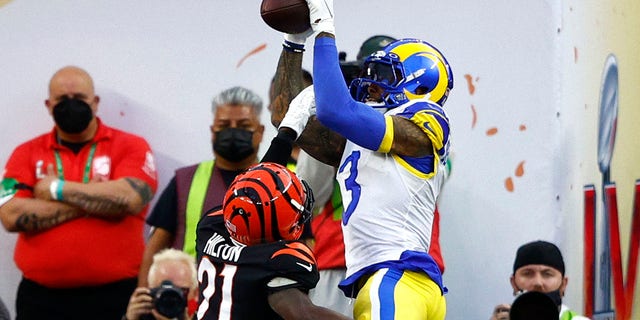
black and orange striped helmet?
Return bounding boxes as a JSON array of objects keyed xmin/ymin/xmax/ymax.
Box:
[{"xmin": 223, "ymin": 162, "xmax": 314, "ymax": 245}]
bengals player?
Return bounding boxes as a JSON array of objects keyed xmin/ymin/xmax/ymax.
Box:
[{"xmin": 195, "ymin": 162, "xmax": 351, "ymax": 320}]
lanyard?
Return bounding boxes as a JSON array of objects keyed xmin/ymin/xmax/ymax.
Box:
[{"xmin": 53, "ymin": 143, "xmax": 97, "ymax": 183}]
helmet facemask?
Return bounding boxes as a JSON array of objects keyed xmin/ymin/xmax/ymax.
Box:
[{"xmin": 350, "ymin": 51, "xmax": 407, "ymax": 109}]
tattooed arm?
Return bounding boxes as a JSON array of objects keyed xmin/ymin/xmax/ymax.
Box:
[
  {"xmin": 270, "ymin": 50, "xmax": 305, "ymax": 128},
  {"xmin": 271, "ymin": 48, "xmax": 346, "ymax": 167},
  {"xmin": 388, "ymin": 116, "xmax": 435, "ymax": 157},
  {"xmin": 297, "ymin": 117, "xmax": 345, "ymax": 167},
  {"xmin": 0, "ymin": 197, "xmax": 82, "ymax": 233},
  {"xmin": 33, "ymin": 176, "xmax": 154, "ymax": 220},
  {"xmin": 301, "ymin": 111, "xmax": 432, "ymax": 163}
]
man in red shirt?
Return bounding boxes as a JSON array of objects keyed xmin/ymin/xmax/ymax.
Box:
[{"xmin": 0, "ymin": 65, "xmax": 158, "ymax": 320}]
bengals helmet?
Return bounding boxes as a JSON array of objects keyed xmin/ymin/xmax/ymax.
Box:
[
  {"xmin": 223, "ymin": 162, "xmax": 314, "ymax": 245},
  {"xmin": 349, "ymin": 38, "xmax": 454, "ymax": 108}
]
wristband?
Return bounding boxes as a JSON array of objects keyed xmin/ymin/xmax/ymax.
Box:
[
  {"xmin": 56, "ymin": 180, "xmax": 65, "ymax": 201},
  {"xmin": 283, "ymin": 40, "xmax": 305, "ymax": 53},
  {"xmin": 50, "ymin": 179, "xmax": 65, "ymax": 201},
  {"xmin": 49, "ymin": 179, "xmax": 59, "ymax": 200}
]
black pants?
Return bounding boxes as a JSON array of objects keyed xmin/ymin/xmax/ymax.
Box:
[{"xmin": 16, "ymin": 277, "xmax": 137, "ymax": 320}]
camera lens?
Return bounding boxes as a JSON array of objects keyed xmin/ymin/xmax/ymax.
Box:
[{"xmin": 151, "ymin": 280, "xmax": 187, "ymax": 319}]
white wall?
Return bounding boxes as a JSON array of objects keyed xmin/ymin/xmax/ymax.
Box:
[{"xmin": 1, "ymin": 0, "xmax": 638, "ymax": 318}]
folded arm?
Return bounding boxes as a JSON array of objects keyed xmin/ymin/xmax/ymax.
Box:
[
  {"xmin": 34, "ymin": 175, "xmax": 154, "ymax": 220},
  {"xmin": 0, "ymin": 197, "xmax": 82, "ymax": 233}
]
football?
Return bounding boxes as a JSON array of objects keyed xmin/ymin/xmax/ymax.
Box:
[{"xmin": 260, "ymin": 0, "xmax": 311, "ymax": 34}]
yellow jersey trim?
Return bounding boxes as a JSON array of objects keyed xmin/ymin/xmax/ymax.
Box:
[{"xmin": 377, "ymin": 115, "xmax": 395, "ymax": 153}]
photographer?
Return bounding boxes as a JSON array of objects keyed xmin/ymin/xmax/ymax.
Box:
[
  {"xmin": 490, "ymin": 240, "xmax": 589, "ymax": 320},
  {"xmin": 124, "ymin": 249, "xmax": 197, "ymax": 320}
]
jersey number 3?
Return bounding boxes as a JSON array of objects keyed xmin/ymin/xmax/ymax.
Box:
[{"xmin": 339, "ymin": 151, "xmax": 361, "ymax": 225}]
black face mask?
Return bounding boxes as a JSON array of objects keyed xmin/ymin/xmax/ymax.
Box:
[
  {"xmin": 53, "ymin": 98, "xmax": 93, "ymax": 134},
  {"xmin": 544, "ymin": 289, "xmax": 562, "ymax": 308},
  {"xmin": 213, "ymin": 128, "xmax": 255, "ymax": 162},
  {"xmin": 516, "ymin": 288, "xmax": 563, "ymax": 309}
]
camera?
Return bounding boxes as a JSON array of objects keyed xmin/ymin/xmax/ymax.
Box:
[
  {"xmin": 509, "ymin": 291, "xmax": 559, "ymax": 320},
  {"xmin": 149, "ymin": 280, "xmax": 187, "ymax": 319}
]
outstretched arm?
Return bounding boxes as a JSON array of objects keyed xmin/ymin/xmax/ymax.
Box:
[
  {"xmin": 270, "ymin": 49, "xmax": 306, "ymax": 128},
  {"xmin": 312, "ymin": 36, "xmax": 434, "ymax": 157},
  {"xmin": 271, "ymin": 43, "xmax": 345, "ymax": 167}
]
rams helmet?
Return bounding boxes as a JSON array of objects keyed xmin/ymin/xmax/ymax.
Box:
[
  {"xmin": 223, "ymin": 162, "xmax": 314, "ymax": 245},
  {"xmin": 349, "ymin": 38, "xmax": 454, "ymax": 108}
]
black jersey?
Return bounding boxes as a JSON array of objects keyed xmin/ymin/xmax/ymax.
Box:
[{"xmin": 195, "ymin": 209, "xmax": 319, "ymax": 320}]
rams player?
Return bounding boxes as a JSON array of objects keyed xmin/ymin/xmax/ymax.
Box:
[{"xmin": 269, "ymin": 0, "xmax": 454, "ymax": 319}]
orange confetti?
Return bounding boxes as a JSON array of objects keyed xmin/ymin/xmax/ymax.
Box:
[
  {"xmin": 515, "ymin": 161, "xmax": 525, "ymax": 177},
  {"xmin": 471, "ymin": 104, "xmax": 477, "ymax": 129},
  {"xmin": 505, "ymin": 177, "xmax": 514, "ymax": 192},
  {"xmin": 236, "ymin": 43, "xmax": 267, "ymax": 68},
  {"xmin": 519, "ymin": 124, "xmax": 527, "ymax": 131},
  {"xmin": 464, "ymin": 74, "xmax": 476, "ymax": 95},
  {"xmin": 486, "ymin": 127, "xmax": 498, "ymax": 136},
  {"xmin": 574, "ymin": 47, "xmax": 579, "ymax": 63}
]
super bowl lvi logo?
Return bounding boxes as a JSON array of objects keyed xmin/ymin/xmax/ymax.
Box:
[
  {"xmin": 583, "ymin": 54, "xmax": 640, "ymax": 320},
  {"xmin": 92, "ymin": 156, "xmax": 111, "ymax": 181}
]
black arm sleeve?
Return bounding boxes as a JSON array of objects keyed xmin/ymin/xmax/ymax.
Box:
[{"xmin": 260, "ymin": 128, "xmax": 297, "ymax": 166}]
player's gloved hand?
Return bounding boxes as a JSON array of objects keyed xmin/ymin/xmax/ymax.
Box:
[
  {"xmin": 284, "ymin": 28, "xmax": 314, "ymax": 46},
  {"xmin": 305, "ymin": 0, "xmax": 335, "ymax": 35},
  {"xmin": 283, "ymin": 28, "xmax": 314, "ymax": 53},
  {"xmin": 279, "ymin": 85, "xmax": 315, "ymax": 138}
]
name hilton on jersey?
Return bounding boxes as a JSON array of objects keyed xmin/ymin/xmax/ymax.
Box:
[{"xmin": 203, "ymin": 233, "xmax": 243, "ymax": 262}]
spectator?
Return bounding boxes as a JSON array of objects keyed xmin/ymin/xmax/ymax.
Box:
[
  {"xmin": 124, "ymin": 248, "xmax": 197, "ymax": 320},
  {"xmin": 490, "ymin": 240, "xmax": 590, "ymax": 320},
  {"xmin": 138, "ymin": 86, "xmax": 265, "ymax": 286},
  {"xmin": 0, "ymin": 65, "xmax": 158, "ymax": 319}
]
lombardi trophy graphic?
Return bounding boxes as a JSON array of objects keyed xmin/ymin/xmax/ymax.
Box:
[{"xmin": 593, "ymin": 54, "xmax": 618, "ymax": 320}]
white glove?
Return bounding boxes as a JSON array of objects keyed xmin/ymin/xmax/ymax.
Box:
[
  {"xmin": 279, "ymin": 85, "xmax": 316, "ymax": 138},
  {"xmin": 306, "ymin": 0, "xmax": 335, "ymax": 35},
  {"xmin": 284, "ymin": 28, "xmax": 314, "ymax": 46}
]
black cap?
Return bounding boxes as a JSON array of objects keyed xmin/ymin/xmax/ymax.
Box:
[
  {"xmin": 356, "ymin": 35, "xmax": 397, "ymax": 60},
  {"xmin": 339, "ymin": 35, "xmax": 397, "ymax": 86},
  {"xmin": 513, "ymin": 240, "xmax": 565, "ymax": 275}
]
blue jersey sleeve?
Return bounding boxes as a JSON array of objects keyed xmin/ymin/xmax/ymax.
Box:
[{"xmin": 313, "ymin": 37, "xmax": 391, "ymax": 152}]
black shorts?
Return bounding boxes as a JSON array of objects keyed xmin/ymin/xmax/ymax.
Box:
[{"xmin": 16, "ymin": 277, "xmax": 137, "ymax": 320}]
